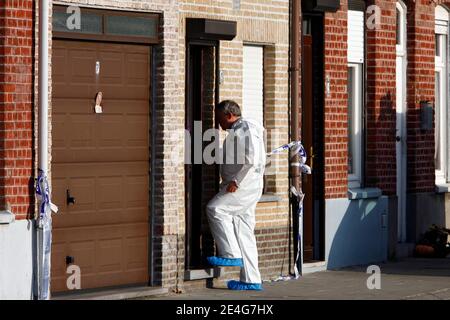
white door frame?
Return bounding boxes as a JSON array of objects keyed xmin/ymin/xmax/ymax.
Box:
[
  {"xmin": 396, "ymin": 1, "xmax": 407, "ymax": 243},
  {"xmin": 435, "ymin": 5, "xmax": 449, "ymax": 186}
]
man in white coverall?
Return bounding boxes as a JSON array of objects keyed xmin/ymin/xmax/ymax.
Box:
[{"xmin": 206, "ymin": 100, "xmax": 266, "ymax": 291}]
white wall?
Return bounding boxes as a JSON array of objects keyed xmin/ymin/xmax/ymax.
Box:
[
  {"xmin": 325, "ymin": 196, "xmax": 389, "ymax": 269},
  {"xmin": 0, "ymin": 220, "xmax": 35, "ymax": 300}
]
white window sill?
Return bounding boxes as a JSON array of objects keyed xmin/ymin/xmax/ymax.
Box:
[
  {"xmin": 435, "ymin": 184, "xmax": 450, "ymax": 194},
  {"xmin": 259, "ymin": 193, "xmax": 282, "ymax": 203},
  {"xmin": 0, "ymin": 210, "xmax": 15, "ymax": 224},
  {"xmin": 348, "ymin": 187, "xmax": 382, "ymax": 200}
]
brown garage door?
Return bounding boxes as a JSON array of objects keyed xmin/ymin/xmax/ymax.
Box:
[{"xmin": 51, "ymin": 40, "xmax": 151, "ymax": 293}]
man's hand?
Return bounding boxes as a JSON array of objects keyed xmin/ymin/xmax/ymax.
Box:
[{"xmin": 226, "ymin": 181, "xmax": 238, "ymax": 193}]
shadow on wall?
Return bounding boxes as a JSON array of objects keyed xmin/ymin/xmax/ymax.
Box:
[{"xmin": 326, "ymin": 197, "xmax": 389, "ymax": 270}]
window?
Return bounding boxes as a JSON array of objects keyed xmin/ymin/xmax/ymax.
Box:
[
  {"xmin": 243, "ymin": 45, "xmax": 271, "ymax": 192},
  {"xmin": 52, "ymin": 5, "xmax": 159, "ymax": 44},
  {"xmin": 347, "ymin": 64, "xmax": 363, "ymax": 188},
  {"xmin": 243, "ymin": 45, "xmax": 264, "ymax": 126},
  {"xmin": 435, "ymin": 5, "xmax": 449, "ymax": 185},
  {"xmin": 396, "ymin": 5, "xmax": 406, "ymax": 51},
  {"xmin": 347, "ymin": 9, "xmax": 365, "ymax": 188}
]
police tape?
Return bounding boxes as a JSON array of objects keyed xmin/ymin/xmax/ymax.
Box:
[
  {"xmin": 36, "ymin": 170, "xmax": 58, "ymax": 222},
  {"xmin": 36, "ymin": 170, "xmax": 58, "ymax": 300},
  {"xmin": 268, "ymin": 141, "xmax": 312, "ymax": 175},
  {"xmin": 268, "ymin": 142, "xmax": 312, "ymax": 278}
]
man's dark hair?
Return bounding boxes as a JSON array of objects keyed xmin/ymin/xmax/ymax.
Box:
[{"xmin": 216, "ymin": 100, "xmax": 242, "ymax": 117}]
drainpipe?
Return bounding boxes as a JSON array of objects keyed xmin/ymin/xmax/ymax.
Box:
[
  {"xmin": 35, "ymin": 0, "xmax": 50, "ymax": 300},
  {"xmin": 290, "ymin": 0, "xmax": 301, "ymax": 273}
]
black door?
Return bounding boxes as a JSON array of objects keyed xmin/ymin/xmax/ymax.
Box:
[
  {"xmin": 301, "ymin": 14, "xmax": 325, "ymax": 262},
  {"xmin": 185, "ymin": 43, "xmax": 219, "ymax": 269}
]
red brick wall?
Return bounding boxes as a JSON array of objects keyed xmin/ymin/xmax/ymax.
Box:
[
  {"xmin": 0, "ymin": 1, "xmax": 34, "ymax": 219},
  {"xmin": 406, "ymin": 0, "xmax": 435, "ymax": 193},
  {"xmin": 366, "ymin": 0, "xmax": 397, "ymax": 195},
  {"xmin": 323, "ymin": 1, "xmax": 349, "ymax": 199}
]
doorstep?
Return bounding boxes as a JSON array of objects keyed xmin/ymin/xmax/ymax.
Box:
[
  {"xmin": 302, "ymin": 261, "xmax": 327, "ymax": 274},
  {"xmin": 51, "ymin": 286, "xmax": 168, "ymax": 300},
  {"xmin": 184, "ymin": 268, "xmax": 222, "ymax": 281}
]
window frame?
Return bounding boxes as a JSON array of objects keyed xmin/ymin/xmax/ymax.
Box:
[
  {"xmin": 52, "ymin": 5, "xmax": 160, "ymax": 44},
  {"xmin": 435, "ymin": 5, "xmax": 450, "ymax": 185},
  {"xmin": 347, "ymin": 63, "xmax": 364, "ymax": 189},
  {"xmin": 435, "ymin": 33, "xmax": 448, "ymax": 185},
  {"xmin": 396, "ymin": 2, "xmax": 407, "ymax": 55},
  {"xmin": 242, "ymin": 44, "xmax": 272, "ymax": 194}
]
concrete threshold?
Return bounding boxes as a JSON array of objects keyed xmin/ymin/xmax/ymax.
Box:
[
  {"xmin": 303, "ymin": 261, "xmax": 327, "ymax": 274},
  {"xmin": 52, "ymin": 286, "xmax": 168, "ymax": 300}
]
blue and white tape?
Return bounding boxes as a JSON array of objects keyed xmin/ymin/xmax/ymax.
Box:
[
  {"xmin": 35, "ymin": 169, "xmax": 58, "ymax": 300},
  {"xmin": 268, "ymin": 141, "xmax": 312, "ymax": 175},
  {"xmin": 269, "ymin": 142, "xmax": 312, "ymax": 279},
  {"xmin": 36, "ymin": 170, "xmax": 58, "ymax": 222}
]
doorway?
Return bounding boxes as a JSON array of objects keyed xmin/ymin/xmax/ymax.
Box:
[
  {"xmin": 185, "ymin": 42, "xmax": 219, "ymax": 270},
  {"xmin": 301, "ymin": 13, "xmax": 325, "ymax": 262},
  {"xmin": 184, "ymin": 18, "xmax": 236, "ymax": 271}
]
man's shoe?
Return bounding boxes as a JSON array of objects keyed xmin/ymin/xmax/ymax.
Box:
[
  {"xmin": 227, "ymin": 280, "xmax": 263, "ymax": 291},
  {"xmin": 207, "ymin": 256, "xmax": 244, "ymax": 267}
]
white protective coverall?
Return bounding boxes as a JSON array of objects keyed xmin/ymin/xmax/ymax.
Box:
[{"xmin": 206, "ymin": 118, "xmax": 266, "ymax": 284}]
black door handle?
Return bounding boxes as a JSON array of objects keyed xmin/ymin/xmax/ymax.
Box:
[{"xmin": 66, "ymin": 189, "xmax": 75, "ymax": 206}]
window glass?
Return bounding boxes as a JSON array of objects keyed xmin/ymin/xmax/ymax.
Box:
[
  {"xmin": 106, "ymin": 15, "xmax": 158, "ymax": 38},
  {"xmin": 396, "ymin": 8, "xmax": 401, "ymax": 45},
  {"xmin": 53, "ymin": 10, "xmax": 102, "ymax": 34},
  {"xmin": 436, "ymin": 36, "xmax": 441, "ymax": 57},
  {"xmin": 435, "ymin": 71, "xmax": 442, "ymax": 171},
  {"xmin": 348, "ymin": 67, "xmax": 355, "ymax": 175}
]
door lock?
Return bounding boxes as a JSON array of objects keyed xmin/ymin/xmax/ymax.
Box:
[
  {"xmin": 396, "ymin": 136, "xmax": 401, "ymax": 142},
  {"xmin": 66, "ymin": 256, "xmax": 75, "ymax": 265},
  {"xmin": 66, "ymin": 189, "xmax": 75, "ymax": 206}
]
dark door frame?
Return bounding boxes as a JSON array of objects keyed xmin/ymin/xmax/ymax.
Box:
[
  {"xmin": 301, "ymin": 12, "xmax": 326, "ymax": 262},
  {"xmin": 185, "ymin": 39, "xmax": 221, "ymax": 270}
]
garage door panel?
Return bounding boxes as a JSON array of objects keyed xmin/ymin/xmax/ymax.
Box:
[
  {"xmin": 124, "ymin": 115, "xmax": 149, "ymax": 148},
  {"xmin": 53, "ymin": 98, "xmax": 149, "ymax": 114},
  {"xmin": 51, "ymin": 223, "xmax": 148, "ymax": 291},
  {"xmin": 126, "ymin": 53, "xmax": 150, "ymax": 84},
  {"xmin": 98, "ymin": 114, "xmax": 126, "ymax": 148},
  {"xmin": 125, "ymin": 175, "xmax": 149, "ymax": 208},
  {"xmin": 70, "ymin": 50, "xmax": 98, "ymax": 82},
  {"xmin": 52, "ymin": 47, "xmax": 67, "ymax": 84},
  {"xmin": 52, "ymin": 39, "xmax": 150, "ymax": 293},
  {"xmin": 99, "ymin": 53, "xmax": 124, "ymax": 85},
  {"xmin": 53, "ymin": 41, "xmax": 149, "ymax": 100},
  {"xmin": 97, "ymin": 238, "xmax": 123, "ymax": 272},
  {"xmin": 126, "ymin": 236, "xmax": 148, "ymax": 269},
  {"xmin": 93, "ymin": 84, "xmax": 149, "ymax": 101},
  {"xmin": 52, "ymin": 162, "xmax": 148, "ymax": 229},
  {"xmin": 52, "ymin": 110, "xmax": 149, "ymax": 163},
  {"xmin": 98, "ymin": 176, "xmax": 123, "ymax": 210}
]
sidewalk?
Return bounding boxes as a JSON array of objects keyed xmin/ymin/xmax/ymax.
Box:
[{"xmin": 145, "ymin": 258, "xmax": 450, "ymax": 300}]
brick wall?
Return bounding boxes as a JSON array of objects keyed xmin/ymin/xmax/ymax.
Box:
[
  {"xmin": 179, "ymin": 0, "xmax": 291, "ymax": 288},
  {"xmin": 365, "ymin": 0, "xmax": 397, "ymax": 195},
  {"xmin": 406, "ymin": 0, "xmax": 436, "ymax": 193},
  {"xmin": 0, "ymin": 0, "xmax": 34, "ymax": 220},
  {"xmin": 45, "ymin": 0, "xmax": 181, "ymax": 289},
  {"xmin": 323, "ymin": 1, "xmax": 349, "ymax": 199}
]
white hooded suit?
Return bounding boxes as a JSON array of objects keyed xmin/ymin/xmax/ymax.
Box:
[{"xmin": 206, "ymin": 118, "xmax": 266, "ymax": 284}]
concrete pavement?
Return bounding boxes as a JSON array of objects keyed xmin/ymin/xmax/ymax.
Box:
[{"xmin": 144, "ymin": 258, "xmax": 450, "ymax": 300}]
